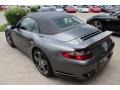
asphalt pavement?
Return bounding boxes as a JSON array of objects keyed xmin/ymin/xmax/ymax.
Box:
[{"xmin": 0, "ymin": 12, "xmax": 7, "ymax": 24}]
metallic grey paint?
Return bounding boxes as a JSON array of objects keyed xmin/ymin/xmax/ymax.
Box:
[{"xmin": 5, "ymin": 12, "xmax": 114, "ymax": 80}]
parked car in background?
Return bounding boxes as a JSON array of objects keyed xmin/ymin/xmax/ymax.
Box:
[
  {"xmin": 108, "ymin": 5, "xmax": 120, "ymax": 14},
  {"xmin": 0, "ymin": 5, "xmax": 6, "ymax": 11},
  {"xmin": 56, "ymin": 7, "xmax": 64, "ymax": 12},
  {"xmin": 89, "ymin": 6, "xmax": 101, "ymax": 13},
  {"xmin": 65, "ymin": 6, "xmax": 77, "ymax": 13},
  {"xmin": 100, "ymin": 5, "xmax": 109, "ymax": 12},
  {"xmin": 5, "ymin": 12, "xmax": 114, "ymax": 80},
  {"xmin": 78, "ymin": 5, "xmax": 89, "ymax": 13},
  {"xmin": 40, "ymin": 7, "xmax": 56, "ymax": 12},
  {"xmin": 19, "ymin": 5, "xmax": 30, "ymax": 11},
  {"xmin": 73, "ymin": 5, "xmax": 79, "ymax": 11},
  {"xmin": 100, "ymin": 5, "xmax": 113, "ymax": 12},
  {"xmin": 87, "ymin": 11, "xmax": 120, "ymax": 34}
]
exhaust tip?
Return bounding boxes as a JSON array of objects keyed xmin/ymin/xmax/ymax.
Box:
[{"xmin": 83, "ymin": 70, "xmax": 96, "ymax": 77}]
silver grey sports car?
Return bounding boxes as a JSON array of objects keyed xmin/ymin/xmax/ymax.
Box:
[{"xmin": 5, "ymin": 12, "xmax": 114, "ymax": 80}]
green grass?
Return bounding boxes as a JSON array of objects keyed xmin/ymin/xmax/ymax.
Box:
[{"xmin": 0, "ymin": 23, "xmax": 8, "ymax": 32}]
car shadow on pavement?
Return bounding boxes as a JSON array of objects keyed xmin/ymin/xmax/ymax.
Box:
[{"xmin": 112, "ymin": 33, "xmax": 120, "ymax": 37}]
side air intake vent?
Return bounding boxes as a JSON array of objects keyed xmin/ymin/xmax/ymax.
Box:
[
  {"xmin": 55, "ymin": 71, "xmax": 76, "ymax": 79},
  {"xmin": 81, "ymin": 31, "xmax": 101, "ymax": 41}
]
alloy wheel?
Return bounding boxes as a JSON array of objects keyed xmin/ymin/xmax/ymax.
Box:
[
  {"xmin": 91, "ymin": 20, "xmax": 102, "ymax": 29},
  {"xmin": 33, "ymin": 51, "xmax": 48, "ymax": 75}
]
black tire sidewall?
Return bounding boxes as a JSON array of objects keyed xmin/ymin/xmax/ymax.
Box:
[{"xmin": 5, "ymin": 32, "xmax": 15, "ymax": 47}]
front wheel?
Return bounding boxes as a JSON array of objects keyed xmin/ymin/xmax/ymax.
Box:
[
  {"xmin": 5, "ymin": 32, "xmax": 15, "ymax": 48},
  {"xmin": 32, "ymin": 48, "xmax": 53, "ymax": 77}
]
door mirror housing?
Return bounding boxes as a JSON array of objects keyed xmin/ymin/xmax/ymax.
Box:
[
  {"xmin": 17, "ymin": 23, "xmax": 27, "ymax": 30},
  {"xmin": 10, "ymin": 23, "xmax": 21, "ymax": 29},
  {"xmin": 10, "ymin": 25, "xmax": 17, "ymax": 29},
  {"xmin": 20, "ymin": 26, "xmax": 27, "ymax": 30}
]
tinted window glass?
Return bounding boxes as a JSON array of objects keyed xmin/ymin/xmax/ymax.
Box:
[
  {"xmin": 32, "ymin": 22, "xmax": 39, "ymax": 33},
  {"xmin": 112, "ymin": 11, "xmax": 120, "ymax": 16},
  {"xmin": 55, "ymin": 16, "xmax": 83, "ymax": 28},
  {"xmin": 20, "ymin": 18, "xmax": 35, "ymax": 31}
]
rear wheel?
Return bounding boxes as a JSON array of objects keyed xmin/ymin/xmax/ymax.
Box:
[
  {"xmin": 91, "ymin": 20, "xmax": 103, "ymax": 30},
  {"xmin": 32, "ymin": 48, "xmax": 53, "ymax": 77},
  {"xmin": 5, "ymin": 32, "xmax": 15, "ymax": 47}
]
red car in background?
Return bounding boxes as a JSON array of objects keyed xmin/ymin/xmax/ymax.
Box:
[
  {"xmin": 0, "ymin": 5, "xmax": 7, "ymax": 11},
  {"xmin": 89, "ymin": 6, "xmax": 101, "ymax": 13},
  {"xmin": 65, "ymin": 6, "xmax": 77, "ymax": 13}
]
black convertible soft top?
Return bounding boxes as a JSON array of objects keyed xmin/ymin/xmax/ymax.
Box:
[
  {"xmin": 27, "ymin": 12, "xmax": 71, "ymax": 20},
  {"xmin": 26, "ymin": 12, "xmax": 81, "ymax": 35}
]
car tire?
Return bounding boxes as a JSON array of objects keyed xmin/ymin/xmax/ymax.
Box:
[
  {"xmin": 91, "ymin": 20, "xmax": 103, "ymax": 30},
  {"xmin": 5, "ymin": 32, "xmax": 16, "ymax": 48},
  {"xmin": 32, "ymin": 48, "xmax": 53, "ymax": 77}
]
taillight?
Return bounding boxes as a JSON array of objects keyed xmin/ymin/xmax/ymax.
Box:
[{"xmin": 61, "ymin": 49, "xmax": 94, "ymax": 61}]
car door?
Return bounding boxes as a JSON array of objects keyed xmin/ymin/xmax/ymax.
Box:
[
  {"xmin": 104, "ymin": 15, "xmax": 120, "ymax": 33},
  {"xmin": 11, "ymin": 17, "xmax": 36, "ymax": 54}
]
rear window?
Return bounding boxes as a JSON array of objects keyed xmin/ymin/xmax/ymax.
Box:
[{"xmin": 55, "ymin": 16, "xmax": 83, "ymax": 28}]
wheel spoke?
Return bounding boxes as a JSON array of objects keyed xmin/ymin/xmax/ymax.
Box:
[
  {"xmin": 41, "ymin": 59, "xmax": 47, "ymax": 66},
  {"xmin": 43, "ymin": 61, "xmax": 47, "ymax": 66},
  {"xmin": 37, "ymin": 64, "xmax": 42, "ymax": 70},
  {"xmin": 95, "ymin": 21, "xmax": 98, "ymax": 26},
  {"xmin": 92, "ymin": 21, "xmax": 102, "ymax": 29},
  {"xmin": 7, "ymin": 35, "xmax": 12, "ymax": 45},
  {"xmin": 34, "ymin": 56, "xmax": 39, "ymax": 62},
  {"xmin": 41, "ymin": 66, "xmax": 47, "ymax": 73},
  {"xmin": 37, "ymin": 52, "xmax": 41, "ymax": 58},
  {"xmin": 34, "ymin": 52, "xmax": 42, "ymax": 62}
]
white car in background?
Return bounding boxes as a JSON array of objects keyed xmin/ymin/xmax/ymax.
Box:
[
  {"xmin": 78, "ymin": 6, "xmax": 89, "ymax": 13},
  {"xmin": 73, "ymin": 5, "xmax": 79, "ymax": 11},
  {"xmin": 56, "ymin": 7, "xmax": 64, "ymax": 12}
]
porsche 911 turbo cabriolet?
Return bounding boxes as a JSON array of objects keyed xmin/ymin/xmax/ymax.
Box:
[{"xmin": 5, "ymin": 12, "xmax": 114, "ymax": 80}]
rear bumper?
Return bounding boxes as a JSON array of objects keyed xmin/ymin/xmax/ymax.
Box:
[
  {"xmin": 55, "ymin": 51, "xmax": 113, "ymax": 80},
  {"xmin": 52, "ymin": 42, "xmax": 114, "ymax": 80}
]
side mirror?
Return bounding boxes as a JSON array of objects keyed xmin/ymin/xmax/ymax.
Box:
[
  {"xmin": 10, "ymin": 25, "xmax": 17, "ymax": 29},
  {"xmin": 20, "ymin": 26, "xmax": 27, "ymax": 30},
  {"xmin": 117, "ymin": 15, "xmax": 120, "ymax": 19},
  {"xmin": 17, "ymin": 23, "xmax": 27, "ymax": 30}
]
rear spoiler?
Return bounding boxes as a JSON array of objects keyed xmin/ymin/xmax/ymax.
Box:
[{"xmin": 75, "ymin": 31, "xmax": 113, "ymax": 49}]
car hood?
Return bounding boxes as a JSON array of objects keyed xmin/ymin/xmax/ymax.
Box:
[
  {"xmin": 92, "ymin": 14, "xmax": 115, "ymax": 19},
  {"xmin": 45, "ymin": 24, "xmax": 100, "ymax": 42}
]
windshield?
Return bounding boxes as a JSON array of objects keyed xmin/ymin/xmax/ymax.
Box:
[
  {"xmin": 81, "ymin": 5, "xmax": 88, "ymax": 8},
  {"xmin": 55, "ymin": 16, "xmax": 83, "ymax": 28},
  {"xmin": 41, "ymin": 8, "xmax": 56, "ymax": 11},
  {"xmin": 111, "ymin": 11, "xmax": 120, "ymax": 16}
]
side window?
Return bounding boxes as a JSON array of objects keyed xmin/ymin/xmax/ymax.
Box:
[
  {"xmin": 55, "ymin": 17, "xmax": 81, "ymax": 28},
  {"xmin": 19, "ymin": 18, "xmax": 36, "ymax": 31},
  {"xmin": 31, "ymin": 22, "xmax": 39, "ymax": 33}
]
